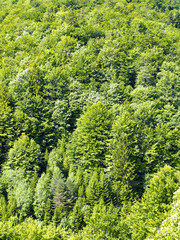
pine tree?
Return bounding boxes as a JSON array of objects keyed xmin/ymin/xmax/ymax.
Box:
[
  {"xmin": 75, "ymin": 166, "xmax": 84, "ymax": 187},
  {"xmin": 30, "ymin": 170, "xmax": 39, "ymax": 190}
]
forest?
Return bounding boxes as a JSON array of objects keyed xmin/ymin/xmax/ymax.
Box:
[{"xmin": 0, "ymin": 0, "xmax": 180, "ymax": 239}]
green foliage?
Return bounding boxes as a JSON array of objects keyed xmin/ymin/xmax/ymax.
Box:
[
  {"xmin": 86, "ymin": 170, "xmax": 111, "ymax": 205},
  {"xmin": 157, "ymin": 61, "xmax": 180, "ymax": 108},
  {"xmin": 0, "ymin": 81, "xmax": 14, "ymax": 164},
  {"xmin": 0, "ymin": 217, "xmax": 61, "ymax": 240},
  {"xmin": 50, "ymin": 169, "xmax": 76, "ymax": 210},
  {"xmin": 0, "ymin": 195, "xmax": 8, "ymax": 221},
  {"xmin": 47, "ymin": 147, "xmax": 63, "ymax": 176},
  {"xmin": 151, "ymin": 188, "xmax": 180, "ymax": 239},
  {"xmin": 70, "ymin": 199, "xmax": 84, "ymax": 231},
  {"xmin": 52, "ymin": 205, "xmax": 66, "ymax": 227},
  {"xmin": 169, "ymin": 9, "xmax": 180, "ymax": 28},
  {"xmin": 1, "ymin": 170, "xmax": 33, "ymax": 217},
  {"xmin": 144, "ymin": 124, "xmax": 180, "ymax": 171},
  {"xmin": 34, "ymin": 173, "xmax": 51, "ymax": 220},
  {"xmin": 135, "ymin": 47, "xmax": 164, "ymax": 87},
  {"xmin": 44, "ymin": 199, "xmax": 52, "ymax": 224},
  {"xmin": 109, "ymin": 135, "xmax": 136, "ymax": 203},
  {"xmin": 124, "ymin": 165, "xmax": 180, "ymax": 240},
  {"xmin": 4, "ymin": 134, "xmax": 42, "ymax": 179},
  {"xmin": 0, "ymin": 0, "xmax": 179, "ymax": 237},
  {"xmin": 67, "ymin": 102, "xmax": 112, "ymax": 169},
  {"xmin": 73, "ymin": 200, "xmax": 120, "ymax": 239},
  {"xmin": 86, "ymin": 170, "xmax": 100, "ymax": 205}
]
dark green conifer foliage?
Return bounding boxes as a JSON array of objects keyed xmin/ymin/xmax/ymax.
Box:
[
  {"xmin": 75, "ymin": 166, "xmax": 83, "ymax": 187},
  {"xmin": 86, "ymin": 170, "xmax": 100, "ymax": 205},
  {"xmin": 109, "ymin": 114, "xmax": 138, "ymax": 201},
  {"xmin": 52, "ymin": 208, "xmax": 59, "ymax": 227},
  {"xmin": 85, "ymin": 170, "xmax": 111, "ymax": 205},
  {"xmin": 78, "ymin": 185, "xmax": 85, "ymax": 201},
  {"xmin": 75, "ymin": 167, "xmax": 86, "ymax": 201}
]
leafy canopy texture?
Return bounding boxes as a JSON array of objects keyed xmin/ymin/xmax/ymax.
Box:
[
  {"xmin": 4, "ymin": 134, "xmax": 41, "ymax": 179},
  {"xmin": 67, "ymin": 102, "xmax": 112, "ymax": 169},
  {"xmin": 0, "ymin": 0, "xmax": 179, "ymax": 238}
]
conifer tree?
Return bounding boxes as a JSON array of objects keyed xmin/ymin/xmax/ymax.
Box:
[
  {"xmin": 99, "ymin": 170, "xmax": 111, "ymax": 204},
  {"xmin": 34, "ymin": 173, "xmax": 51, "ymax": 220},
  {"xmin": 71, "ymin": 200, "xmax": 84, "ymax": 232},
  {"xmin": 44, "ymin": 199, "xmax": 52, "ymax": 224},
  {"xmin": 86, "ymin": 170, "xmax": 100, "ymax": 205},
  {"xmin": 110, "ymin": 132, "xmax": 137, "ymax": 203},
  {"xmin": 7, "ymin": 197, "xmax": 17, "ymax": 219},
  {"xmin": 50, "ymin": 169, "xmax": 76, "ymax": 210},
  {"xmin": 75, "ymin": 166, "xmax": 84, "ymax": 187},
  {"xmin": 53, "ymin": 205, "xmax": 66, "ymax": 227},
  {"xmin": 0, "ymin": 195, "xmax": 7, "ymax": 221}
]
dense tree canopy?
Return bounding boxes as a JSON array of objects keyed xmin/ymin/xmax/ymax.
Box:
[{"xmin": 0, "ymin": 0, "xmax": 179, "ymax": 238}]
